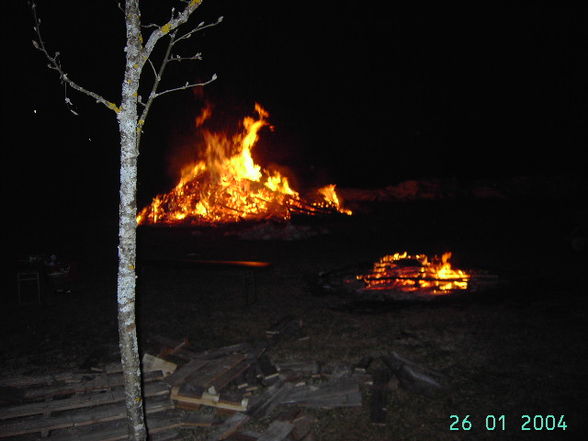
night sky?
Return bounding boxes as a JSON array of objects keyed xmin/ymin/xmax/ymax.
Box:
[{"xmin": 10, "ymin": 1, "xmax": 587, "ymax": 233}]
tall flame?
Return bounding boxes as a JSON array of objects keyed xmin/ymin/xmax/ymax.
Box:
[
  {"xmin": 137, "ymin": 104, "xmax": 351, "ymax": 225},
  {"xmin": 357, "ymin": 252, "xmax": 470, "ymax": 294}
]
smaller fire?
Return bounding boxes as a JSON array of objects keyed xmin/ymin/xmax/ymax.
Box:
[{"xmin": 356, "ymin": 252, "xmax": 470, "ymax": 294}]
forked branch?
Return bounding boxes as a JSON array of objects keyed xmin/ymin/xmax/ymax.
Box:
[
  {"xmin": 30, "ymin": 2, "xmax": 120, "ymax": 113},
  {"xmin": 31, "ymin": 0, "xmax": 220, "ymax": 125}
]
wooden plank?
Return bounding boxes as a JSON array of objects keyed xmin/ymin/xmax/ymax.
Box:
[
  {"xmin": 0, "ymin": 369, "xmax": 164, "ymax": 390},
  {"xmin": 256, "ymin": 355, "xmax": 279, "ymax": 382},
  {"xmin": 235, "ymin": 365, "xmax": 257, "ymax": 391},
  {"xmin": 171, "ymin": 386, "xmax": 248, "ymax": 412},
  {"xmin": 245, "ymin": 382, "xmax": 281, "ymax": 417},
  {"xmin": 218, "ymin": 390, "xmax": 249, "ymax": 409},
  {"xmin": 0, "ymin": 395, "xmax": 172, "ymax": 438},
  {"xmin": 369, "ymin": 369, "xmax": 391, "ymax": 425},
  {"xmin": 0, "ymin": 373, "xmax": 79, "ymax": 389},
  {"xmin": 257, "ymin": 420, "xmax": 294, "ymax": 441},
  {"xmin": 184, "ymin": 354, "xmax": 247, "ymax": 391},
  {"xmin": 43, "ymin": 409, "xmax": 183, "ymax": 441},
  {"xmin": 21, "ymin": 370, "xmax": 164, "ymax": 400},
  {"xmin": 207, "ymin": 360, "xmax": 252, "ymax": 395},
  {"xmin": 142, "ymin": 354, "xmax": 177, "ymax": 376},
  {"xmin": 281, "ymin": 378, "xmax": 357, "ymax": 403},
  {"xmin": 206, "ymin": 412, "xmax": 249, "ymax": 441},
  {"xmin": 246, "ymin": 382, "xmax": 293, "ymax": 419},
  {"xmin": 274, "ymin": 361, "xmax": 319, "ymax": 375},
  {"xmin": 225, "ymin": 431, "xmax": 260, "ymax": 441},
  {"xmin": 0, "ymin": 381, "xmax": 169, "ymax": 420},
  {"xmin": 396, "ymin": 364, "xmax": 445, "ymax": 397},
  {"xmin": 381, "ymin": 352, "xmax": 445, "ymax": 397},
  {"xmin": 281, "ymin": 378, "xmax": 362, "ymax": 409},
  {"xmin": 180, "ymin": 412, "xmax": 220, "ymax": 427},
  {"xmin": 164, "ymin": 359, "xmax": 210, "ymax": 387},
  {"xmin": 290, "ymin": 390, "xmax": 362, "ymax": 409},
  {"xmin": 150, "ymin": 429, "xmax": 184, "ymax": 441}
]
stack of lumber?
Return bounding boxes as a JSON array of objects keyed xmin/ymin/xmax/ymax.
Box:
[
  {"xmin": 137, "ymin": 319, "xmax": 368, "ymax": 440},
  {"xmin": 0, "ymin": 367, "xmax": 181, "ymax": 441},
  {"xmin": 0, "ymin": 317, "xmax": 447, "ymax": 440}
]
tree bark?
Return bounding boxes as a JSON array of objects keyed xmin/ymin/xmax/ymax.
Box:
[{"xmin": 116, "ymin": 1, "xmax": 146, "ymax": 440}]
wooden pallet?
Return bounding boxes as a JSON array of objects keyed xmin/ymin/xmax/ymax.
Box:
[{"xmin": 0, "ymin": 370, "xmax": 182, "ymax": 440}]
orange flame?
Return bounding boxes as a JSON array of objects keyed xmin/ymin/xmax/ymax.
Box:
[
  {"xmin": 137, "ymin": 104, "xmax": 351, "ymax": 225},
  {"xmin": 357, "ymin": 252, "xmax": 470, "ymax": 294}
]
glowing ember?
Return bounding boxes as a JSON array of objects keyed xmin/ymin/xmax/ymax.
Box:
[
  {"xmin": 137, "ymin": 104, "xmax": 351, "ymax": 225},
  {"xmin": 356, "ymin": 252, "xmax": 470, "ymax": 294}
]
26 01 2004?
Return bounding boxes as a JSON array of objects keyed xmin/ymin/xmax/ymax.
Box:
[{"xmin": 449, "ymin": 414, "xmax": 567, "ymax": 431}]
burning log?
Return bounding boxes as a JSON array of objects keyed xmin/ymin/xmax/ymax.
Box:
[
  {"xmin": 286, "ymin": 199, "xmax": 345, "ymax": 217},
  {"xmin": 359, "ymin": 275, "xmax": 470, "ymax": 283}
]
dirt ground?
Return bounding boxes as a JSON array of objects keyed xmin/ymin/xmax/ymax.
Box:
[{"xmin": 5, "ymin": 197, "xmax": 588, "ymax": 440}]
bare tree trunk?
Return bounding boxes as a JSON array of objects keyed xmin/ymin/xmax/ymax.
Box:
[
  {"xmin": 116, "ymin": 1, "xmax": 146, "ymax": 440},
  {"xmin": 117, "ymin": 118, "xmax": 145, "ymax": 441},
  {"xmin": 32, "ymin": 2, "xmax": 216, "ymax": 439}
]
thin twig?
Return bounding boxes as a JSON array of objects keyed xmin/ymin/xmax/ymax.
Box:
[
  {"xmin": 168, "ymin": 53, "xmax": 203, "ymax": 63},
  {"xmin": 150, "ymin": 74, "xmax": 217, "ymax": 100},
  {"xmin": 143, "ymin": 0, "xmax": 211, "ymax": 59},
  {"xmin": 172, "ymin": 16, "xmax": 224, "ymax": 46},
  {"xmin": 31, "ymin": 2, "xmax": 120, "ymax": 113},
  {"xmin": 136, "ymin": 4, "xmax": 220, "ymax": 142}
]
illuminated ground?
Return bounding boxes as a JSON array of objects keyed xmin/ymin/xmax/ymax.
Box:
[{"xmin": 5, "ymin": 196, "xmax": 588, "ymax": 440}]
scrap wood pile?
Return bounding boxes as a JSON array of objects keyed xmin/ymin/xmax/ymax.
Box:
[
  {"xmin": 0, "ymin": 317, "xmax": 447, "ymax": 441},
  {"xmin": 0, "ymin": 367, "xmax": 179, "ymax": 441}
]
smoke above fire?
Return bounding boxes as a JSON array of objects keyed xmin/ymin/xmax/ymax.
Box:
[{"xmin": 137, "ymin": 103, "xmax": 351, "ymax": 225}]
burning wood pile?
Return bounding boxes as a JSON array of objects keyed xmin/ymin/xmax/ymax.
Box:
[
  {"xmin": 356, "ymin": 252, "xmax": 470, "ymax": 295},
  {"xmin": 137, "ymin": 104, "xmax": 351, "ymax": 226},
  {"xmin": 319, "ymin": 251, "xmax": 499, "ymax": 301}
]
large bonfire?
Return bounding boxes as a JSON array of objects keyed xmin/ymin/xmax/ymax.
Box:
[{"xmin": 137, "ymin": 103, "xmax": 351, "ymax": 225}]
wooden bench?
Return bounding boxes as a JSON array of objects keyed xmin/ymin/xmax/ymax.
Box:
[{"xmin": 140, "ymin": 258, "xmax": 272, "ymax": 306}]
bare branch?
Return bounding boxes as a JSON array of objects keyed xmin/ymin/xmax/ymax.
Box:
[
  {"xmin": 151, "ymin": 74, "xmax": 217, "ymax": 100},
  {"xmin": 136, "ymin": 25, "xmax": 217, "ymax": 146},
  {"xmin": 172, "ymin": 16, "xmax": 224, "ymax": 46},
  {"xmin": 141, "ymin": 23, "xmax": 161, "ymax": 30},
  {"xmin": 136, "ymin": 32, "xmax": 177, "ymax": 145},
  {"xmin": 30, "ymin": 2, "xmax": 120, "ymax": 113},
  {"xmin": 142, "ymin": 0, "xmax": 207, "ymax": 60},
  {"xmin": 169, "ymin": 53, "xmax": 203, "ymax": 63},
  {"xmin": 147, "ymin": 58, "xmax": 158, "ymax": 82}
]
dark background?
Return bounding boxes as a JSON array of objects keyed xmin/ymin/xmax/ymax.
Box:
[{"xmin": 7, "ymin": 1, "xmax": 587, "ymax": 252}]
